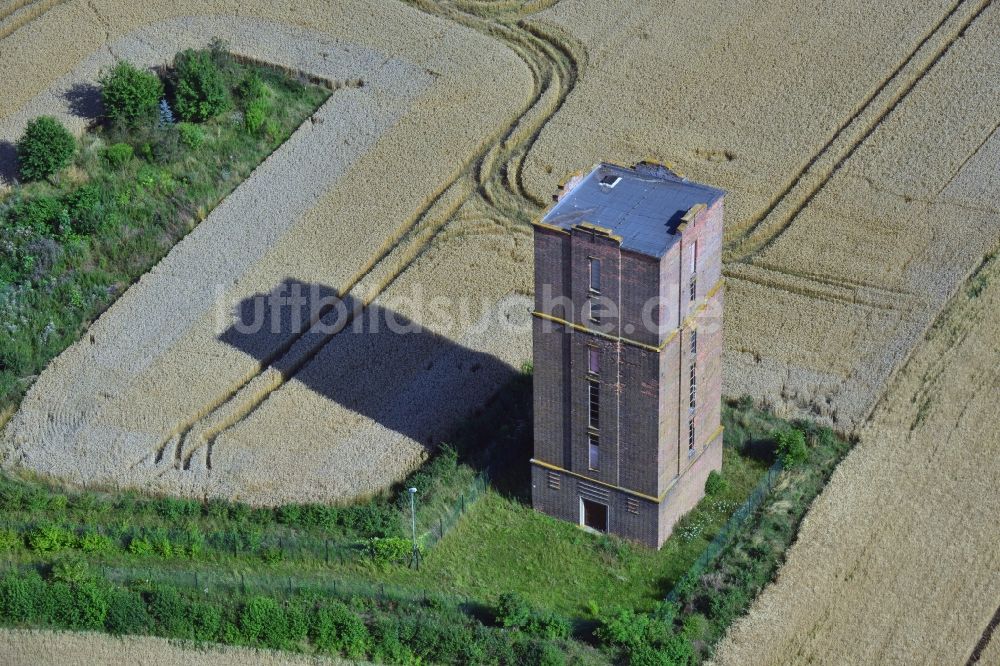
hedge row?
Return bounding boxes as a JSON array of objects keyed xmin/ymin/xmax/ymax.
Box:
[{"xmin": 0, "ymin": 567, "xmax": 574, "ymax": 665}]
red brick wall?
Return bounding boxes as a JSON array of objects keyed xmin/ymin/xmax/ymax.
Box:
[
  {"xmin": 531, "ymin": 183, "xmax": 725, "ymax": 549},
  {"xmin": 658, "ymin": 429, "xmax": 723, "ymax": 545}
]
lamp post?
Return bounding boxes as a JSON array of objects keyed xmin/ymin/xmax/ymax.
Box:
[{"xmin": 408, "ymin": 487, "xmax": 420, "ymax": 570}]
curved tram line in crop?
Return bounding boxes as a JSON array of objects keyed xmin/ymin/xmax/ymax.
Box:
[
  {"xmin": 721, "ymin": 0, "xmax": 995, "ymax": 310},
  {"xmin": 147, "ymin": 0, "xmax": 585, "ymax": 475}
]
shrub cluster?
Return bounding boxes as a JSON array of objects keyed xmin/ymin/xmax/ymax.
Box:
[
  {"xmin": 705, "ymin": 470, "xmax": 728, "ymax": 495},
  {"xmin": 495, "ymin": 593, "xmax": 571, "ymax": 640},
  {"xmin": 172, "ymin": 49, "xmax": 230, "ymax": 122},
  {"xmin": 16, "ymin": 116, "xmax": 75, "ymax": 182},
  {"xmin": 775, "ymin": 428, "xmax": 808, "ymax": 467},
  {"xmin": 0, "ymin": 570, "xmax": 570, "ymax": 665},
  {"xmin": 101, "ymin": 142, "xmax": 134, "ymax": 168},
  {"xmin": 237, "ymin": 71, "xmax": 273, "ymax": 136},
  {"xmin": 364, "ymin": 536, "xmax": 422, "ymax": 567},
  {"xmin": 99, "ymin": 62, "xmax": 164, "ymax": 127},
  {"xmin": 596, "ymin": 603, "xmax": 694, "ymax": 665}
]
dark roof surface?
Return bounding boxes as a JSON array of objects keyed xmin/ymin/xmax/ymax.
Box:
[{"xmin": 541, "ymin": 162, "xmax": 724, "ymax": 257}]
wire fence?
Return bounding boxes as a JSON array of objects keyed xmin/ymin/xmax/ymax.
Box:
[
  {"xmin": 665, "ymin": 460, "xmax": 783, "ymax": 604},
  {"xmin": 96, "ymin": 563, "xmax": 474, "ymax": 609},
  {"xmin": 1, "ymin": 518, "xmax": 367, "ymax": 566},
  {"xmin": 418, "ymin": 471, "xmax": 489, "ymax": 549}
]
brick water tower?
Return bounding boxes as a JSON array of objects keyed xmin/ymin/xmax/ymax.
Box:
[{"xmin": 530, "ymin": 161, "xmax": 724, "ymax": 548}]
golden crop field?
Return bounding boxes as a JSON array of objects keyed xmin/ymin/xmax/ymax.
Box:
[
  {"xmin": 0, "ymin": 0, "xmax": 997, "ymax": 661},
  {"xmin": 714, "ymin": 249, "xmax": 1000, "ymax": 665},
  {"xmin": 0, "ymin": 627, "xmax": 359, "ymax": 665}
]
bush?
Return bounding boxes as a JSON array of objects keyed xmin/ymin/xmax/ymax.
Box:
[
  {"xmin": 99, "ymin": 61, "xmax": 164, "ymax": 127},
  {"xmin": 128, "ymin": 537, "xmax": 153, "ymax": 557},
  {"xmin": 238, "ymin": 72, "xmax": 272, "ymax": 136},
  {"xmin": 369, "ymin": 617, "xmax": 416, "ymax": 664},
  {"xmin": 495, "ymin": 593, "xmax": 571, "ymax": 639},
  {"xmin": 50, "ymin": 579, "xmax": 110, "ymax": 630},
  {"xmin": 79, "ymin": 529, "xmax": 115, "ymax": 554},
  {"xmin": 147, "ymin": 585, "xmax": 188, "ymax": 636},
  {"xmin": 177, "ymin": 122, "xmax": 205, "ymax": 149},
  {"xmin": 0, "ymin": 529, "xmax": 21, "ymax": 552},
  {"xmin": 365, "ymin": 536, "xmax": 420, "ymax": 566},
  {"xmin": 243, "ymin": 97, "xmax": 269, "ymax": 135},
  {"xmin": 102, "ymin": 142, "xmax": 134, "ymax": 168},
  {"xmin": 50, "ymin": 557, "xmax": 93, "ymax": 585},
  {"xmin": 172, "ymin": 49, "xmax": 229, "ymax": 122},
  {"xmin": 63, "ymin": 184, "xmax": 102, "ymax": 233},
  {"xmin": 16, "ymin": 116, "xmax": 75, "ymax": 182},
  {"xmin": 341, "ymin": 503, "xmax": 399, "ymax": 538},
  {"xmin": 155, "ymin": 496, "xmax": 200, "ymax": 521},
  {"xmin": 495, "ymin": 592, "xmax": 532, "ymax": 630},
  {"xmin": 775, "ymin": 428, "xmax": 808, "ymax": 467},
  {"xmin": 403, "ymin": 613, "xmax": 477, "ymax": 663},
  {"xmin": 705, "ymin": 470, "xmax": 728, "ymax": 495},
  {"xmin": 26, "ymin": 523, "xmax": 76, "ymax": 553},
  {"xmin": 240, "ymin": 595, "xmax": 289, "ymax": 649},
  {"xmin": 0, "ymin": 570, "xmax": 46, "ymax": 622},
  {"xmin": 310, "ymin": 601, "xmax": 369, "ymax": 658},
  {"xmin": 6, "ymin": 195, "xmax": 68, "ymax": 236},
  {"xmin": 190, "ymin": 600, "xmax": 223, "ymax": 641},
  {"xmin": 105, "ymin": 587, "xmax": 151, "ymax": 635},
  {"xmin": 520, "ymin": 639, "xmax": 567, "ymax": 666}
]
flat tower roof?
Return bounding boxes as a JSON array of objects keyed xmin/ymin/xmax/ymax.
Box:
[{"xmin": 540, "ymin": 162, "xmax": 724, "ymax": 257}]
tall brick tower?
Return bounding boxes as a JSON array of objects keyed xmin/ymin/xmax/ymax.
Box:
[{"xmin": 530, "ymin": 162, "xmax": 724, "ymax": 548}]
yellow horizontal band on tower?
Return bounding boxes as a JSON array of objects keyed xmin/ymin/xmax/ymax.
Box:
[
  {"xmin": 531, "ymin": 278, "xmax": 724, "ymax": 352},
  {"xmin": 531, "ymin": 424, "xmax": 726, "ymax": 504}
]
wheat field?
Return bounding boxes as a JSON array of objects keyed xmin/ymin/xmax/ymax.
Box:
[
  {"xmin": 0, "ymin": 1, "xmax": 536, "ymax": 503},
  {"xmin": 0, "ymin": 627, "xmax": 359, "ymax": 665},
  {"xmin": 713, "ymin": 248, "xmax": 1000, "ymax": 664},
  {"xmin": 0, "ymin": 0, "xmax": 998, "ymax": 661}
]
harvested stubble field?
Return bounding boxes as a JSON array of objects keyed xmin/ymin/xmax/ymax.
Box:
[{"xmin": 1, "ymin": 0, "xmax": 998, "ymax": 661}]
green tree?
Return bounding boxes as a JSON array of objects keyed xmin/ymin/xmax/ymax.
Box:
[
  {"xmin": 172, "ymin": 49, "xmax": 229, "ymax": 122},
  {"xmin": 99, "ymin": 61, "xmax": 164, "ymax": 127},
  {"xmin": 705, "ymin": 470, "xmax": 728, "ymax": 495},
  {"xmin": 16, "ymin": 116, "xmax": 75, "ymax": 182},
  {"xmin": 775, "ymin": 428, "xmax": 808, "ymax": 467}
]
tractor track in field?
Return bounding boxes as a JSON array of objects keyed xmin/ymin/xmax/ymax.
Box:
[
  {"xmin": 0, "ymin": 0, "xmax": 66, "ymax": 41},
  {"xmin": 720, "ymin": 0, "xmax": 994, "ymax": 307},
  {"xmin": 149, "ymin": 0, "xmax": 585, "ymax": 476}
]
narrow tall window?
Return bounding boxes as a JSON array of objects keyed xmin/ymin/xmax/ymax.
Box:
[
  {"xmin": 688, "ymin": 416, "xmax": 696, "ymax": 454},
  {"xmin": 588, "ymin": 297, "xmax": 601, "ymax": 325},
  {"xmin": 589, "ymin": 257, "xmax": 601, "ymax": 293},
  {"xmin": 689, "ymin": 242, "xmax": 698, "ymax": 302},
  {"xmin": 588, "ymin": 381, "xmax": 600, "ymax": 429},
  {"xmin": 588, "ymin": 347, "xmax": 600, "ymax": 375},
  {"xmin": 588, "ymin": 435, "xmax": 600, "ymax": 470},
  {"xmin": 689, "ymin": 363, "xmax": 697, "ymax": 414}
]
